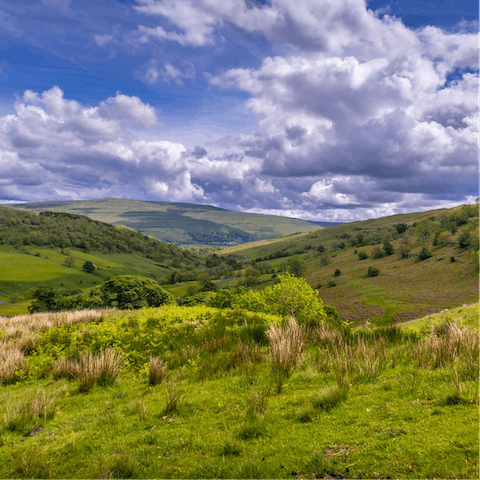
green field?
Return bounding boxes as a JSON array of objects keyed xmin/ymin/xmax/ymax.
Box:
[
  {"xmin": 0, "ymin": 304, "xmax": 477, "ymax": 479},
  {"xmin": 0, "ymin": 246, "xmax": 174, "ymax": 316}
]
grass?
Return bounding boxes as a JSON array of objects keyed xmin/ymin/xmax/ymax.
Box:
[{"xmin": 0, "ymin": 304, "xmax": 476, "ymax": 478}]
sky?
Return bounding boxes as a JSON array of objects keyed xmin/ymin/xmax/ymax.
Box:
[{"xmin": 0, "ymin": 0, "xmax": 478, "ymax": 222}]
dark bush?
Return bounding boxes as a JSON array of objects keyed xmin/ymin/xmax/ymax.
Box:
[
  {"xmin": 371, "ymin": 247, "xmax": 383, "ymax": 259},
  {"xmin": 333, "ymin": 269, "xmax": 341, "ymax": 277},
  {"xmin": 82, "ymin": 261, "xmax": 96, "ymax": 273},
  {"xmin": 358, "ymin": 251, "xmax": 368, "ymax": 260},
  {"xmin": 417, "ymin": 247, "xmax": 432, "ymax": 262},
  {"xmin": 93, "ymin": 275, "xmax": 174, "ymax": 309},
  {"xmin": 326, "ymin": 280, "xmax": 337, "ymax": 288},
  {"xmin": 367, "ymin": 266, "xmax": 380, "ymax": 277}
]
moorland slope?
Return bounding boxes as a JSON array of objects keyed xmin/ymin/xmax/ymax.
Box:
[{"xmin": 7, "ymin": 198, "xmax": 321, "ymax": 247}]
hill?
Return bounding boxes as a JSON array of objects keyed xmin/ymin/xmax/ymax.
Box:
[
  {"xmin": 0, "ymin": 207, "xmax": 203, "ymax": 315},
  {"xmin": 224, "ymin": 203, "xmax": 479, "ymax": 325},
  {"xmin": 6, "ymin": 198, "xmax": 322, "ymax": 247}
]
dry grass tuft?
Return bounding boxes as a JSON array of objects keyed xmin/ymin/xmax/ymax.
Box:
[
  {"xmin": 0, "ymin": 309, "xmax": 113, "ymax": 342},
  {"xmin": 267, "ymin": 317, "xmax": 307, "ymax": 393},
  {"xmin": 412, "ymin": 320, "xmax": 479, "ymax": 377},
  {"xmin": 53, "ymin": 349, "xmax": 123, "ymax": 392},
  {"xmin": 0, "ymin": 341, "xmax": 25, "ymax": 384},
  {"xmin": 148, "ymin": 357, "xmax": 168, "ymax": 386}
]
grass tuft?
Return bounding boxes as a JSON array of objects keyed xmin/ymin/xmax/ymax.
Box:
[
  {"xmin": 267, "ymin": 317, "xmax": 307, "ymax": 393},
  {"xmin": 0, "ymin": 341, "xmax": 25, "ymax": 384},
  {"xmin": 148, "ymin": 356, "xmax": 167, "ymax": 386},
  {"xmin": 52, "ymin": 349, "xmax": 122, "ymax": 392}
]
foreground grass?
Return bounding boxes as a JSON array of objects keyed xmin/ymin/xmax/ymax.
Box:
[{"xmin": 0, "ymin": 306, "xmax": 478, "ymax": 479}]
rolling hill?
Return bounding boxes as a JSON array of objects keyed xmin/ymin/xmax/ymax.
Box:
[
  {"xmin": 7, "ymin": 199, "xmax": 323, "ymax": 247},
  {"xmin": 223, "ymin": 203, "xmax": 479, "ymax": 325},
  {"xmin": 0, "ymin": 206, "xmax": 205, "ymax": 315}
]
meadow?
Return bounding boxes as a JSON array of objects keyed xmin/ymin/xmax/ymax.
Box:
[{"xmin": 0, "ymin": 303, "xmax": 478, "ymax": 479}]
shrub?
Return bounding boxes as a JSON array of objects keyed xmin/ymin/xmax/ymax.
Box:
[
  {"xmin": 382, "ymin": 241, "xmax": 394, "ymax": 256},
  {"xmin": 326, "ymin": 280, "xmax": 337, "ymax": 288},
  {"xmin": 333, "ymin": 269, "xmax": 341, "ymax": 277},
  {"xmin": 358, "ymin": 251, "xmax": 368, "ymax": 260},
  {"xmin": 234, "ymin": 274, "xmax": 327, "ymax": 326},
  {"xmin": 450, "ymin": 256, "xmax": 456, "ymax": 263},
  {"xmin": 400, "ymin": 247, "xmax": 411, "ymax": 259},
  {"xmin": 82, "ymin": 261, "xmax": 96, "ymax": 273},
  {"xmin": 417, "ymin": 247, "xmax": 432, "ymax": 262},
  {"xmin": 458, "ymin": 231, "xmax": 471, "ymax": 249},
  {"xmin": 371, "ymin": 247, "xmax": 383, "ymax": 259},
  {"xmin": 367, "ymin": 266, "xmax": 379, "ymax": 277}
]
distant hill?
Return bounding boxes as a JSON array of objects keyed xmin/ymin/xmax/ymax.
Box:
[
  {"xmin": 7, "ymin": 198, "xmax": 322, "ymax": 247},
  {"xmin": 225, "ymin": 203, "xmax": 479, "ymax": 325}
]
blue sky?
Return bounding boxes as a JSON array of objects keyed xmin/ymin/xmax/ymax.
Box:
[{"xmin": 0, "ymin": 0, "xmax": 477, "ymax": 221}]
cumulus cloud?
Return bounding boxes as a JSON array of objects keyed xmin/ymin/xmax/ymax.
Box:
[
  {"xmin": 1, "ymin": 0, "xmax": 477, "ymax": 222},
  {"xmin": 0, "ymin": 87, "xmax": 204, "ymax": 203}
]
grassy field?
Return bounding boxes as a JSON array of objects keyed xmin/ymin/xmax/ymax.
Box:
[
  {"xmin": 0, "ymin": 304, "xmax": 477, "ymax": 479},
  {"xmin": 0, "ymin": 245, "xmax": 173, "ymax": 316},
  {"xmin": 8, "ymin": 198, "xmax": 321, "ymax": 247}
]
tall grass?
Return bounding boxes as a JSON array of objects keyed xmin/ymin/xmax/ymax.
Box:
[
  {"xmin": 411, "ymin": 320, "xmax": 479, "ymax": 378},
  {"xmin": 0, "ymin": 309, "xmax": 113, "ymax": 341},
  {"xmin": 4, "ymin": 390, "xmax": 56, "ymax": 434},
  {"xmin": 53, "ymin": 349, "xmax": 122, "ymax": 392},
  {"xmin": 267, "ymin": 317, "xmax": 307, "ymax": 393},
  {"xmin": 0, "ymin": 341, "xmax": 25, "ymax": 384}
]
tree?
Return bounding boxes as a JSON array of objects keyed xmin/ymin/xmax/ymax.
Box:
[
  {"xmin": 417, "ymin": 247, "xmax": 432, "ymax": 262},
  {"xmin": 65, "ymin": 256, "xmax": 76, "ymax": 267},
  {"xmin": 382, "ymin": 241, "xmax": 394, "ymax": 256},
  {"xmin": 29, "ymin": 286, "xmax": 59, "ymax": 313},
  {"xmin": 232, "ymin": 273, "xmax": 329, "ymax": 327},
  {"xmin": 82, "ymin": 261, "xmax": 96, "ymax": 273},
  {"xmin": 92, "ymin": 275, "xmax": 174, "ymax": 309},
  {"xmin": 288, "ymin": 255, "xmax": 306, "ymax": 277}
]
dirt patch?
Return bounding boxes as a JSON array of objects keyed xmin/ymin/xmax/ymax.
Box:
[
  {"xmin": 339, "ymin": 305, "xmax": 385, "ymax": 322},
  {"xmin": 324, "ymin": 442, "xmax": 353, "ymax": 458},
  {"xmin": 393, "ymin": 307, "xmax": 445, "ymax": 323}
]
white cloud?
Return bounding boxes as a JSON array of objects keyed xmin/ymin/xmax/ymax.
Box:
[
  {"xmin": 144, "ymin": 60, "xmax": 195, "ymax": 85},
  {"xmin": 0, "ymin": 87, "xmax": 204, "ymax": 203}
]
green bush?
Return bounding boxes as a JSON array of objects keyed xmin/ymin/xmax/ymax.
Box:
[
  {"xmin": 371, "ymin": 247, "xmax": 383, "ymax": 259},
  {"xmin": 358, "ymin": 251, "xmax": 368, "ymax": 260},
  {"xmin": 417, "ymin": 247, "xmax": 432, "ymax": 262},
  {"xmin": 93, "ymin": 275, "xmax": 174, "ymax": 309},
  {"xmin": 333, "ymin": 269, "xmax": 341, "ymax": 277},
  {"xmin": 367, "ymin": 266, "xmax": 380, "ymax": 277}
]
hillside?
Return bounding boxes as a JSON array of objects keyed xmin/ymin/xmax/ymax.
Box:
[
  {"xmin": 0, "ymin": 207, "xmax": 203, "ymax": 315},
  {"xmin": 224, "ymin": 204, "xmax": 479, "ymax": 325},
  {"xmin": 7, "ymin": 198, "xmax": 322, "ymax": 247}
]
